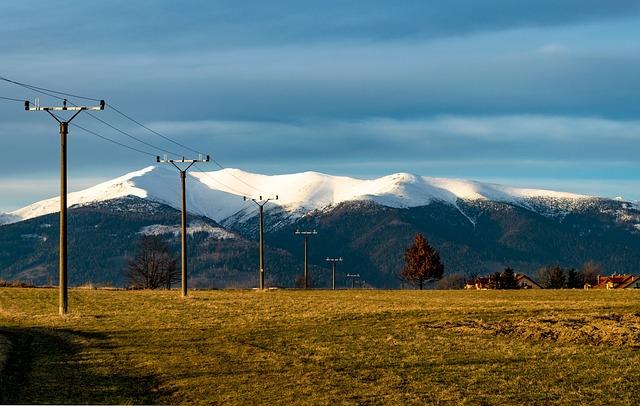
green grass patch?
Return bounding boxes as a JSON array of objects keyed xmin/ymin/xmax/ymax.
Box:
[{"xmin": 0, "ymin": 288, "xmax": 639, "ymax": 404}]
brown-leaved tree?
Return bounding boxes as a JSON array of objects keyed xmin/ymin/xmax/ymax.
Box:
[{"xmin": 401, "ymin": 233, "xmax": 444, "ymax": 289}]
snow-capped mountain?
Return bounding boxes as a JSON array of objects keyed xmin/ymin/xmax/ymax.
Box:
[
  {"xmin": 2, "ymin": 167, "xmax": 640, "ymax": 288},
  {"xmin": 1, "ymin": 166, "xmax": 599, "ymax": 227}
]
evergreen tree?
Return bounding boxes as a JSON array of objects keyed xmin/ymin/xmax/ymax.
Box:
[
  {"xmin": 541, "ymin": 265, "xmax": 566, "ymax": 289},
  {"xmin": 489, "ymin": 272, "xmax": 503, "ymax": 289},
  {"xmin": 501, "ymin": 267, "xmax": 518, "ymax": 289},
  {"xmin": 401, "ymin": 233, "xmax": 444, "ymax": 290},
  {"xmin": 566, "ymin": 268, "xmax": 582, "ymax": 289}
]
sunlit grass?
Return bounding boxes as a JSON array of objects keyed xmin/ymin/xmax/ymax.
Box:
[{"xmin": 1, "ymin": 288, "xmax": 639, "ymax": 404}]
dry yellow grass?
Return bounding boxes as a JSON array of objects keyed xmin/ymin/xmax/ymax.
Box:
[{"xmin": 0, "ymin": 288, "xmax": 639, "ymax": 405}]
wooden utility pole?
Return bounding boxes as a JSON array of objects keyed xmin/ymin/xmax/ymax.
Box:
[
  {"xmin": 325, "ymin": 257, "xmax": 343, "ymax": 290},
  {"xmin": 244, "ymin": 195, "xmax": 278, "ymax": 290},
  {"xmin": 156, "ymin": 155, "xmax": 210, "ymax": 297},
  {"xmin": 25, "ymin": 99, "xmax": 105, "ymax": 315},
  {"xmin": 294, "ymin": 230, "xmax": 317, "ymax": 289},
  {"xmin": 346, "ymin": 273, "xmax": 360, "ymax": 289}
]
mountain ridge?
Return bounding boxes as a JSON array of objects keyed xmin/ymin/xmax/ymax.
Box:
[{"xmin": 0, "ymin": 166, "xmax": 607, "ymax": 227}]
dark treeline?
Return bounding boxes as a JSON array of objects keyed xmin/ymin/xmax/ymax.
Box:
[{"xmin": 536, "ymin": 261, "xmax": 601, "ymax": 289}]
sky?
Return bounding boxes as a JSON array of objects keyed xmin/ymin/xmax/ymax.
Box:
[{"xmin": 1, "ymin": 1, "xmax": 640, "ymax": 210}]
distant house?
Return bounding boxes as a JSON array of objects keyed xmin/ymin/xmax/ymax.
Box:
[
  {"xmin": 515, "ymin": 273, "xmax": 543, "ymax": 289},
  {"xmin": 592, "ymin": 274, "xmax": 640, "ymax": 289},
  {"xmin": 464, "ymin": 273, "xmax": 541, "ymax": 290},
  {"xmin": 465, "ymin": 276, "xmax": 491, "ymax": 290}
]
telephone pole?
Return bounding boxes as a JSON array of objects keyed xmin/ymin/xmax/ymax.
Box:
[
  {"xmin": 243, "ymin": 195, "xmax": 278, "ymax": 290},
  {"xmin": 156, "ymin": 155, "xmax": 210, "ymax": 297},
  {"xmin": 346, "ymin": 273, "xmax": 360, "ymax": 289},
  {"xmin": 325, "ymin": 257, "xmax": 343, "ymax": 290},
  {"xmin": 294, "ymin": 230, "xmax": 317, "ymax": 289},
  {"xmin": 25, "ymin": 98, "xmax": 105, "ymax": 315}
]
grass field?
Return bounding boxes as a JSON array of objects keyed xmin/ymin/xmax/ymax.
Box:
[{"xmin": 1, "ymin": 288, "xmax": 639, "ymax": 405}]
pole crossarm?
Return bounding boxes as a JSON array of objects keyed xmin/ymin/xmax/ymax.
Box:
[
  {"xmin": 244, "ymin": 195, "xmax": 279, "ymax": 207},
  {"xmin": 295, "ymin": 230, "xmax": 318, "ymax": 236},
  {"xmin": 156, "ymin": 155, "xmax": 210, "ymax": 297},
  {"xmin": 157, "ymin": 155, "xmax": 210, "ymax": 174},
  {"xmin": 157, "ymin": 155, "xmax": 210, "ymax": 164},
  {"xmin": 25, "ymin": 99, "xmax": 105, "ymax": 111}
]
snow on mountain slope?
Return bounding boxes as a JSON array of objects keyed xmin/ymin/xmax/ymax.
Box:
[
  {"xmin": 6, "ymin": 166, "xmax": 246, "ymax": 225},
  {"xmin": 138, "ymin": 221, "xmax": 236, "ymax": 239},
  {"xmin": 193, "ymin": 169, "xmax": 589, "ymax": 208},
  {"xmin": 0, "ymin": 213, "xmax": 19, "ymax": 224},
  {"xmin": 2, "ymin": 166, "xmax": 595, "ymax": 226},
  {"xmin": 9, "ymin": 167, "xmax": 154, "ymax": 221}
]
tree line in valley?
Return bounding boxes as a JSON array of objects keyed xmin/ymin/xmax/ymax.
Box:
[
  {"xmin": 535, "ymin": 261, "xmax": 602, "ymax": 289},
  {"xmin": 126, "ymin": 232, "xmax": 610, "ymax": 290},
  {"xmin": 395, "ymin": 234, "xmax": 609, "ymax": 290}
]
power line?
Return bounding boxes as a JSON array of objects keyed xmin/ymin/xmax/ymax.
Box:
[
  {"xmin": 0, "ymin": 75, "xmax": 205, "ymax": 158},
  {"xmin": 111, "ymin": 112, "xmax": 271, "ymax": 195},
  {"xmin": 70, "ymin": 123, "xmax": 157, "ymax": 157},
  {"xmin": 209, "ymin": 157, "xmax": 269, "ymax": 195},
  {"xmin": 2, "ymin": 80, "xmax": 64, "ymax": 101},
  {"xmin": 1, "ymin": 77, "xmax": 75, "ymax": 101},
  {"xmin": 0, "ymin": 75, "xmax": 100, "ymax": 101},
  {"xmin": 192, "ymin": 163, "xmax": 249, "ymax": 196},
  {"xmin": 1, "ymin": 75, "xmax": 182, "ymax": 157},
  {"xmin": 0, "ymin": 95, "xmax": 26, "ymax": 102},
  {"xmin": 106, "ymin": 103, "xmax": 205, "ymax": 156},
  {"xmin": 1, "ymin": 75, "xmax": 269, "ymax": 195},
  {"xmin": 82, "ymin": 112, "xmax": 181, "ymax": 157}
]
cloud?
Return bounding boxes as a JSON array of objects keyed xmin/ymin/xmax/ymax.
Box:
[
  {"xmin": 2, "ymin": 113, "xmax": 640, "ymax": 209},
  {"xmin": 4, "ymin": 34, "xmax": 639, "ymax": 125},
  {"xmin": 1, "ymin": 1, "xmax": 639, "ymax": 53},
  {"xmin": 1, "ymin": 2, "xmax": 640, "ymax": 207},
  {"xmin": 139, "ymin": 115, "xmax": 640, "ymax": 167}
]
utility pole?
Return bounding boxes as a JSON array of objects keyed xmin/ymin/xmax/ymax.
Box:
[
  {"xmin": 156, "ymin": 155, "xmax": 210, "ymax": 297},
  {"xmin": 325, "ymin": 257, "xmax": 343, "ymax": 290},
  {"xmin": 294, "ymin": 230, "xmax": 317, "ymax": 289},
  {"xmin": 243, "ymin": 195, "xmax": 278, "ymax": 290},
  {"xmin": 346, "ymin": 273, "xmax": 360, "ymax": 289},
  {"xmin": 25, "ymin": 98, "xmax": 105, "ymax": 316}
]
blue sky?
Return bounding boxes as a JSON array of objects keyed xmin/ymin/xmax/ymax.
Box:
[{"xmin": 1, "ymin": 1, "xmax": 640, "ymax": 210}]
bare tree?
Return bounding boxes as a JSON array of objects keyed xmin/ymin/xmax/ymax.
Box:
[
  {"xmin": 126, "ymin": 235, "xmax": 178, "ymax": 290},
  {"xmin": 437, "ymin": 273, "xmax": 466, "ymax": 290},
  {"xmin": 581, "ymin": 260, "xmax": 601, "ymax": 287}
]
